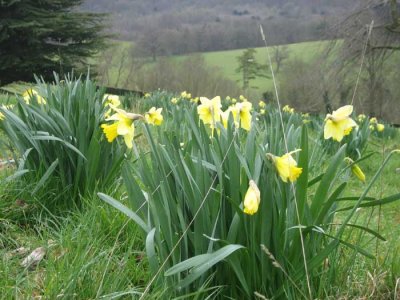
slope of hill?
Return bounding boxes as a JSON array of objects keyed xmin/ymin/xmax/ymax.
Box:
[{"xmin": 80, "ymin": 0, "xmax": 356, "ymax": 54}]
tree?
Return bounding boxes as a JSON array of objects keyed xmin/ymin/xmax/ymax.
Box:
[
  {"xmin": 272, "ymin": 45, "xmax": 289, "ymax": 73},
  {"xmin": 235, "ymin": 48, "xmax": 269, "ymax": 90},
  {"xmin": 0, "ymin": 0, "xmax": 107, "ymax": 85},
  {"xmin": 327, "ymin": 0, "xmax": 400, "ymax": 117}
]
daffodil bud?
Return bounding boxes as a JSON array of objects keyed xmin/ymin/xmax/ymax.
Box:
[{"xmin": 243, "ymin": 180, "xmax": 261, "ymax": 215}]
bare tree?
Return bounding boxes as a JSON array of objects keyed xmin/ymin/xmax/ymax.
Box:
[{"xmin": 272, "ymin": 45, "xmax": 289, "ymax": 73}]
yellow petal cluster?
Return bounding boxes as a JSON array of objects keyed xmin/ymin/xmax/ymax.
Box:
[
  {"xmin": 181, "ymin": 91, "xmax": 191, "ymax": 99},
  {"xmin": 230, "ymin": 102, "xmax": 252, "ymax": 131},
  {"xmin": 282, "ymin": 105, "xmax": 294, "ymax": 114},
  {"xmin": 197, "ymin": 96, "xmax": 222, "ymax": 129},
  {"xmin": 357, "ymin": 114, "xmax": 366, "ymax": 122},
  {"xmin": 376, "ymin": 123, "xmax": 385, "ymax": 132},
  {"xmin": 171, "ymin": 97, "xmax": 178, "ymax": 104},
  {"xmin": 370, "ymin": 117, "xmax": 377, "ymax": 124},
  {"xmin": 243, "ymin": 180, "xmax": 261, "ymax": 215},
  {"xmin": 324, "ymin": 105, "xmax": 357, "ymax": 142},
  {"xmin": 23, "ymin": 89, "xmax": 46, "ymax": 105},
  {"xmin": 270, "ymin": 150, "xmax": 303, "ymax": 183},
  {"xmin": 145, "ymin": 107, "xmax": 163, "ymax": 126},
  {"xmin": 259, "ymin": 101, "xmax": 266, "ymax": 108},
  {"xmin": 101, "ymin": 107, "xmax": 142, "ymax": 149},
  {"xmin": 103, "ymin": 94, "xmax": 121, "ymax": 108}
]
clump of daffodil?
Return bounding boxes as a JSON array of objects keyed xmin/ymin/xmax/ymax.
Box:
[
  {"xmin": 267, "ymin": 150, "xmax": 303, "ymax": 183},
  {"xmin": 324, "ymin": 105, "xmax": 357, "ymax": 142},
  {"xmin": 23, "ymin": 88, "xmax": 46, "ymax": 105},
  {"xmin": 145, "ymin": 107, "xmax": 163, "ymax": 126},
  {"xmin": 171, "ymin": 97, "xmax": 178, "ymax": 105},
  {"xmin": 282, "ymin": 105, "xmax": 294, "ymax": 114},
  {"xmin": 243, "ymin": 180, "xmax": 261, "ymax": 215},
  {"xmin": 377, "ymin": 123, "xmax": 385, "ymax": 132},
  {"xmin": 101, "ymin": 106, "xmax": 143, "ymax": 149},
  {"xmin": 345, "ymin": 157, "xmax": 366, "ymax": 183},
  {"xmin": 357, "ymin": 114, "xmax": 366, "ymax": 123},
  {"xmin": 197, "ymin": 96, "xmax": 222, "ymax": 129},
  {"xmin": 229, "ymin": 101, "xmax": 252, "ymax": 131},
  {"xmin": 259, "ymin": 100, "xmax": 266, "ymax": 108},
  {"xmin": 370, "ymin": 117, "xmax": 377, "ymax": 124}
]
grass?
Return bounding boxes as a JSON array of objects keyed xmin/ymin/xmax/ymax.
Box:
[{"xmin": 0, "ymin": 183, "xmax": 149, "ymax": 298}]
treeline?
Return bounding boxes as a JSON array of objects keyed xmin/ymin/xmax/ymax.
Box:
[{"xmin": 134, "ymin": 18, "xmax": 328, "ymax": 59}]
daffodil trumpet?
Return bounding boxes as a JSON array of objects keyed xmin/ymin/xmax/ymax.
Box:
[
  {"xmin": 267, "ymin": 149, "xmax": 303, "ymax": 183},
  {"xmin": 101, "ymin": 105, "xmax": 143, "ymax": 149}
]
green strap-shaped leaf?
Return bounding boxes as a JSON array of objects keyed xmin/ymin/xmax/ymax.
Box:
[
  {"xmin": 32, "ymin": 159, "xmax": 59, "ymax": 194},
  {"xmin": 98, "ymin": 193, "xmax": 150, "ymax": 233},
  {"xmin": 146, "ymin": 228, "xmax": 159, "ymax": 275},
  {"xmin": 165, "ymin": 244, "xmax": 244, "ymax": 289},
  {"xmin": 311, "ymin": 144, "xmax": 346, "ymax": 217}
]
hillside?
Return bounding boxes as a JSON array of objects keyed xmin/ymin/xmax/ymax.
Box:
[{"xmin": 80, "ymin": 0, "xmax": 357, "ymax": 55}]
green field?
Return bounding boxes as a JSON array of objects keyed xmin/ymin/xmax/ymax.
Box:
[{"xmin": 99, "ymin": 40, "xmax": 332, "ymax": 93}]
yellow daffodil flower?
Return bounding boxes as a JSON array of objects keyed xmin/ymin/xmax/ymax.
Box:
[
  {"xmin": 268, "ymin": 150, "xmax": 303, "ymax": 183},
  {"xmin": 377, "ymin": 123, "xmax": 385, "ymax": 132},
  {"xmin": 357, "ymin": 114, "xmax": 366, "ymax": 122},
  {"xmin": 231, "ymin": 98, "xmax": 237, "ymax": 104},
  {"xmin": 103, "ymin": 94, "xmax": 121, "ymax": 108},
  {"xmin": 369, "ymin": 125, "xmax": 375, "ymax": 131},
  {"xmin": 23, "ymin": 89, "xmax": 46, "ymax": 105},
  {"xmin": 197, "ymin": 96, "xmax": 222, "ymax": 128},
  {"xmin": 370, "ymin": 117, "xmax": 377, "ymax": 124},
  {"xmin": 345, "ymin": 157, "xmax": 366, "ymax": 183},
  {"xmin": 145, "ymin": 107, "xmax": 163, "ymax": 126},
  {"xmin": 191, "ymin": 97, "xmax": 199, "ymax": 104},
  {"xmin": 101, "ymin": 106, "xmax": 142, "ymax": 149},
  {"xmin": 239, "ymin": 95, "xmax": 247, "ymax": 102},
  {"xmin": 171, "ymin": 97, "xmax": 178, "ymax": 104},
  {"xmin": 324, "ymin": 105, "xmax": 357, "ymax": 142},
  {"xmin": 243, "ymin": 180, "xmax": 261, "ymax": 215},
  {"xmin": 225, "ymin": 96, "xmax": 231, "ymax": 101},
  {"xmin": 144, "ymin": 93, "xmax": 151, "ymax": 98},
  {"xmin": 260, "ymin": 109, "xmax": 266, "ymax": 115},
  {"xmin": 259, "ymin": 101, "xmax": 266, "ymax": 108},
  {"xmin": 0, "ymin": 111, "xmax": 4, "ymax": 121},
  {"xmin": 221, "ymin": 109, "xmax": 230, "ymax": 129},
  {"xmin": 181, "ymin": 91, "xmax": 191, "ymax": 99},
  {"xmin": 282, "ymin": 105, "xmax": 294, "ymax": 114},
  {"xmin": 230, "ymin": 102, "xmax": 252, "ymax": 131}
]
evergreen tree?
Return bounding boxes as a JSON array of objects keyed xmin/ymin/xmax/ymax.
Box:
[
  {"xmin": 0, "ymin": 0, "xmax": 108, "ymax": 85},
  {"xmin": 235, "ymin": 48, "xmax": 269, "ymax": 90}
]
